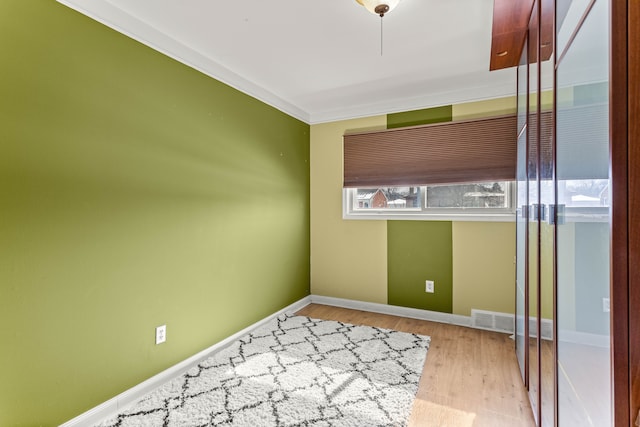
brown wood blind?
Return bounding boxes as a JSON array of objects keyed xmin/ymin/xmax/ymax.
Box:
[
  {"xmin": 527, "ymin": 110, "xmax": 554, "ymax": 180},
  {"xmin": 343, "ymin": 115, "xmax": 517, "ymax": 188}
]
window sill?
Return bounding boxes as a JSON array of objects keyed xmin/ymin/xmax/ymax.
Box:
[{"xmin": 343, "ymin": 211, "xmax": 516, "ymax": 222}]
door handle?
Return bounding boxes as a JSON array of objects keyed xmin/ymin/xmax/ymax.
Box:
[
  {"xmin": 529, "ymin": 204, "xmax": 545, "ymax": 221},
  {"xmin": 547, "ymin": 204, "xmax": 566, "ymax": 225}
]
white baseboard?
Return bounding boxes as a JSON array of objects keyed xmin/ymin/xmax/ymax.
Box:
[
  {"xmin": 59, "ymin": 296, "xmax": 312, "ymax": 427},
  {"xmin": 60, "ymin": 291, "xmax": 612, "ymax": 427},
  {"xmin": 309, "ymin": 295, "xmax": 474, "ymax": 328},
  {"xmin": 62, "ymin": 294, "xmax": 520, "ymax": 427},
  {"xmin": 558, "ymin": 329, "xmax": 610, "ymax": 348}
]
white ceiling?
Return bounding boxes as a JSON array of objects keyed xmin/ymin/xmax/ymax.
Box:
[{"xmin": 57, "ymin": 0, "xmax": 516, "ymax": 124}]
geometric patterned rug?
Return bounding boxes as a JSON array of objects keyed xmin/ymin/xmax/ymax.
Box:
[{"xmin": 95, "ymin": 314, "xmax": 430, "ymax": 427}]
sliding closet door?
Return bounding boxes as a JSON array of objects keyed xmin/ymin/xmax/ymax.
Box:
[
  {"xmin": 526, "ymin": 2, "xmax": 541, "ymax": 420},
  {"xmin": 538, "ymin": 1, "xmax": 556, "ymax": 422},
  {"xmin": 515, "ymin": 37, "xmax": 528, "ymax": 383},
  {"xmin": 515, "ymin": 0, "xmax": 622, "ymax": 423},
  {"xmin": 521, "ymin": 2, "xmax": 556, "ymax": 424},
  {"xmin": 555, "ymin": 0, "xmax": 611, "ymax": 425},
  {"xmin": 539, "ymin": 53, "xmax": 555, "ymax": 427}
]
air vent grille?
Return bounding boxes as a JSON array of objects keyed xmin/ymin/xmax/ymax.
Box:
[{"xmin": 471, "ymin": 310, "xmax": 514, "ymax": 333}]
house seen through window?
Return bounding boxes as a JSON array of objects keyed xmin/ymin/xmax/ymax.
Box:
[{"xmin": 352, "ymin": 182, "xmax": 509, "ymax": 211}]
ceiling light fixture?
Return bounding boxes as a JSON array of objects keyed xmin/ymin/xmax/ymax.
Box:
[
  {"xmin": 355, "ymin": 0, "xmax": 401, "ymax": 17},
  {"xmin": 355, "ymin": 0, "xmax": 402, "ymax": 55}
]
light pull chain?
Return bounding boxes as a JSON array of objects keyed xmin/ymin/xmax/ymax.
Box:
[{"xmin": 380, "ymin": 17, "xmax": 383, "ymax": 56}]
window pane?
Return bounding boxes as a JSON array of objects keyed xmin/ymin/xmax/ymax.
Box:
[
  {"xmin": 354, "ymin": 187, "xmax": 422, "ymax": 209},
  {"xmin": 558, "ymin": 179, "xmax": 609, "ymax": 207},
  {"xmin": 425, "ymin": 182, "xmax": 508, "ymax": 208}
]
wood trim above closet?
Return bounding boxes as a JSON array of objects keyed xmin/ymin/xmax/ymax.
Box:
[
  {"xmin": 490, "ymin": 0, "xmax": 554, "ymax": 70},
  {"xmin": 490, "ymin": 0, "xmax": 533, "ymax": 70}
]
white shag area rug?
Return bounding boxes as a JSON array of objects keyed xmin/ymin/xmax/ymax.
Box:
[{"xmin": 95, "ymin": 314, "xmax": 430, "ymax": 427}]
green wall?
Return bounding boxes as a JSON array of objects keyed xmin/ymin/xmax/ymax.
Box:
[
  {"xmin": 386, "ymin": 107, "xmax": 455, "ymax": 313},
  {"xmin": 0, "ymin": 2, "xmax": 310, "ymax": 426},
  {"xmin": 387, "ymin": 105, "xmax": 453, "ymax": 128},
  {"xmin": 309, "ymin": 99, "xmax": 516, "ymax": 316},
  {"xmin": 388, "ymin": 221, "xmax": 453, "ymax": 312}
]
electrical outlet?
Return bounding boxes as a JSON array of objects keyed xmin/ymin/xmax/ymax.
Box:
[
  {"xmin": 602, "ymin": 298, "xmax": 610, "ymax": 313},
  {"xmin": 156, "ymin": 325, "xmax": 166, "ymax": 345},
  {"xmin": 425, "ymin": 280, "xmax": 435, "ymax": 293}
]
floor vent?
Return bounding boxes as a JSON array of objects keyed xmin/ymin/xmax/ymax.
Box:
[
  {"xmin": 529, "ymin": 317, "xmax": 554, "ymax": 340},
  {"xmin": 471, "ymin": 310, "xmax": 515, "ymax": 333},
  {"xmin": 540, "ymin": 319, "xmax": 553, "ymax": 340}
]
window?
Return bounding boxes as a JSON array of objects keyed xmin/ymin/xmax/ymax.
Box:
[
  {"xmin": 426, "ymin": 182, "xmax": 509, "ymax": 209},
  {"xmin": 355, "ymin": 187, "xmax": 422, "ymax": 210},
  {"xmin": 342, "ymin": 114, "xmax": 518, "ymax": 221},
  {"xmin": 558, "ymin": 179, "xmax": 609, "ymax": 208},
  {"xmin": 555, "ymin": 179, "xmax": 610, "ymax": 222},
  {"xmin": 344, "ymin": 181, "xmax": 515, "ymax": 221}
]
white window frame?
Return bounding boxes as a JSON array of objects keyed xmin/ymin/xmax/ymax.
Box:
[{"xmin": 343, "ymin": 182, "xmax": 517, "ymax": 222}]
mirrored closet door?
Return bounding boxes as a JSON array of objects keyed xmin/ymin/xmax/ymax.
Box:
[
  {"xmin": 556, "ymin": 0, "xmax": 611, "ymax": 425},
  {"xmin": 515, "ymin": 0, "xmax": 613, "ymax": 425}
]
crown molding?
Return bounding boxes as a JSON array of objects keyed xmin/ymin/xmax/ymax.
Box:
[{"xmin": 57, "ymin": 0, "xmax": 516, "ymax": 125}]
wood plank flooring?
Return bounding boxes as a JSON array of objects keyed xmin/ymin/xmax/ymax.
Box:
[{"xmin": 296, "ymin": 304, "xmax": 535, "ymax": 427}]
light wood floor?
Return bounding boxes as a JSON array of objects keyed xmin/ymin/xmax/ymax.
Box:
[{"xmin": 296, "ymin": 304, "xmax": 535, "ymax": 427}]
